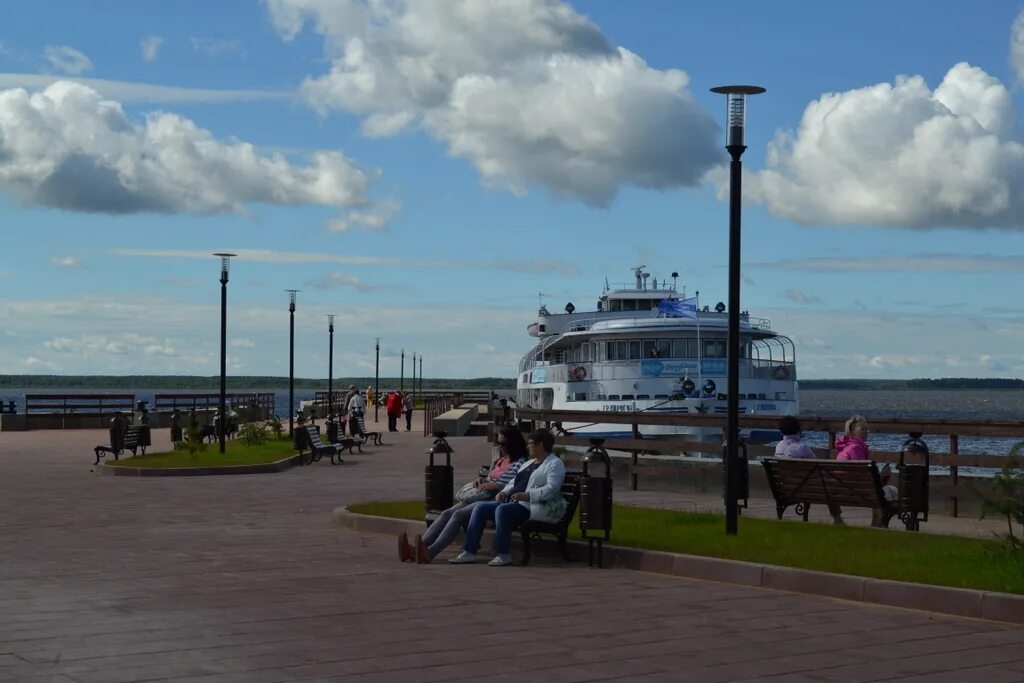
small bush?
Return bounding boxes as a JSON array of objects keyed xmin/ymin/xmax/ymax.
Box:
[
  {"xmin": 239, "ymin": 420, "xmax": 267, "ymax": 446},
  {"xmin": 180, "ymin": 424, "xmax": 207, "ymax": 461},
  {"xmin": 981, "ymin": 444, "xmax": 1024, "ymax": 553}
]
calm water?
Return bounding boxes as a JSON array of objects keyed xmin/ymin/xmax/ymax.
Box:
[{"xmin": 3, "ymin": 387, "xmax": 1021, "ymax": 456}]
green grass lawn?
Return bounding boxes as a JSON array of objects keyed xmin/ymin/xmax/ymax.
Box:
[
  {"xmin": 105, "ymin": 438, "xmax": 296, "ymax": 468},
  {"xmin": 350, "ymin": 500, "xmax": 1024, "ymax": 595}
]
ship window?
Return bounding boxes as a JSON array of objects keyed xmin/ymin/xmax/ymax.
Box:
[
  {"xmin": 629, "ymin": 340, "xmax": 642, "ymax": 359},
  {"xmin": 597, "ymin": 394, "xmax": 607, "ymax": 400},
  {"xmin": 657, "ymin": 340, "xmax": 671, "ymax": 358},
  {"xmin": 569, "ymin": 346, "xmax": 579, "ymax": 362},
  {"xmin": 609, "ymin": 300, "xmax": 622, "ymax": 312},
  {"xmin": 704, "ymin": 339, "xmax": 726, "ymax": 358},
  {"xmin": 574, "ymin": 392, "xmax": 587, "ymax": 401},
  {"xmin": 616, "ymin": 341, "xmax": 628, "ymax": 360},
  {"xmin": 608, "ymin": 394, "xmax": 620, "ymax": 400},
  {"xmin": 623, "ymin": 299, "xmax": 637, "ymax": 311},
  {"xmin": 775, "ymin": 392, "xmax": 786, "ymax": 400},
  {"xmin": 758, "ymin": 393, "xmax": 766, "ymax": 400},
  {"xmin": 638, "ymin": 299, "xmax": 653, "ymax": 310},
  {"xmin": 654, "ymin": 394, "xmax": 668, "ymax": 399},
  {"xmin": 582, "ymin": 344, "xmax": 591, "ymax": 362},
  {"xmin": 688, "ymin": 339, "xmax": 699, "ymax": 357},
  {"xmin": 606, "ymin": 341, "xmax": 615, "ymax": 360},
  {"xmin": 671, "ymin": 339, "xmax": 687, "ymax": 358},
  {"xmin": 636, "ymin": 394, "xmax": 650, "ymax": 400},
  {"xmin": 621, "ymin": 394, "xmax": 634, "ymax": 400}
]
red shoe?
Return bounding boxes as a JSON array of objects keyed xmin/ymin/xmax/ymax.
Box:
[
  {"xmin": 398, "ymin": 532, "xmax": 413, "ymax": 562},
  {"xmin": 415, "ymin": 535, "xmax": 431, "ymax": 564}
]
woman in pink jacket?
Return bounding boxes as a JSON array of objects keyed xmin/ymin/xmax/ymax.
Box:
[{"xmin": 835, "ymin": 415, "xmax": 870, "ymax": 460}]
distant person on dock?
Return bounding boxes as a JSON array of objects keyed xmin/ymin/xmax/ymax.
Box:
[
  {"xmin": 449, "ymin": 428, "xmax": 566, "ymax": 567},
  {"xmin": 385, "ymin": 390, "xmax": 402, "ymax": 432},
  {"xmin": 399, "ymin": 426, "xmax": 530, "ymax": 563},
  {"xmin": 774, "ymin": 416, "xmax": 815, "ymax": 459},
  {"xmin": 403, "ymin": 392, "xmax": 413, "ymax": 431},
  {"xmin": 347, "ymin": 390, "xmax": 366, "ymax": 437}
]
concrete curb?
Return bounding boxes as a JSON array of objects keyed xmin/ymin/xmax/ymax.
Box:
[
  {"xmin": 332, "ymin": 507, "xmax": 1024, "ymax": 625},
  {"xmin": 99, "ymin": 452, "xmax": 307, "ymax": 476}
]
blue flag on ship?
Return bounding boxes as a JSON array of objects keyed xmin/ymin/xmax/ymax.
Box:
[{"xmin": 658, "ymin": 297, "xmax": 698, "ymax": 318}]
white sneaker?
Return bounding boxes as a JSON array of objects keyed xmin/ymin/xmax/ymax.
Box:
[
  {"xmin": 448, "ymin": 551, "xmax": 478, "ymax": 564},
  {"xmin": 488, "ymin": 554, "xmax": 513, "ymax": 567}
]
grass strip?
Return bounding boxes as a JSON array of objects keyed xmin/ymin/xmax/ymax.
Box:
[
  {"xmin": 105, "ymin": 439, "xmax": 296, "ymax": 468},
  {"xmin": 349, "ymin": 500, "xmax": 1024, "ymax": 595}
]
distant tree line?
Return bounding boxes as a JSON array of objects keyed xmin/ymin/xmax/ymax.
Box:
[
  {"xmin": 800, "ymin": 378, "xmax": 1024, "ymax": 390},
  {"xmin": 0, "ymin": 375, "xmax": 517, "ymax": 390}
]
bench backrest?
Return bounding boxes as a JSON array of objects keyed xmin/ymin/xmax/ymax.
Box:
[
  {"xmin": 304, "ymin": 425, "xmax": 324, "ymax": 449},
  {"xmin": 122, "ymin": 425, "xmax": 143, "ymax": 448},
  {"xmin": 558, "ymin": 471, "xmax": 582, "ymax": 527},
  {"xmin": 762, "ymin": 458, "xmax": 886, "ymax": 508}
]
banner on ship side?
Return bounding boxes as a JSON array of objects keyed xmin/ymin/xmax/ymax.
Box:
[{"xmin": 641, "ymin": 359, "xmax": 726, "ymax": 377}]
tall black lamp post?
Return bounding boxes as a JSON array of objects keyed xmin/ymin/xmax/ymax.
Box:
[
  {"xmin": 374, "ymin": 337, "xmax": 380, "ymax": 422},
  {"xmin": 327, "ymin": 315, "xmax": 336, "ymax": 418},
  {"xmin": 400, "ymin": 349, "xmax": 405, "ymax": 392},
  {"xmin": 213, "ymin": 253, "xmax": 236, "ymax": 454},
  {"xmin": 418, "ymin": 354, "xmax": 423, "ymax": 395},
  {"xmin": 411, "ymin": 352, "xmax": 416, "ymax": 397},
  {"xmin": 286, "ymin": 289, "xmax": 300, "ymax": 437},
  {"xmin": 710, "ymin": 84, "xmax": 764, "ymax": 536}
]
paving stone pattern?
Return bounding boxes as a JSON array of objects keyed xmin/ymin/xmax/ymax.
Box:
[{"xmin": 1, "ymin": 419, "xmax": 1022, "ymax": 682}]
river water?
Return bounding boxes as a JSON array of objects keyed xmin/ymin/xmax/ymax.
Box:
[{"xmin": 2, "ymin": 387, "xmax": 1021, "ymax": 457}]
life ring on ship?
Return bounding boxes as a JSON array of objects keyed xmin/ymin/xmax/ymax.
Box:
[
  {"xmin": 682, "ymin": 378, "xmax": 696, "ymax": 395},
  {"xmin": 570, "ymin": 366, "xmax": 587, "ymax": 381},
  {"xmin": 772, "ymin": 366, "xmax": 790, "ymax": 380}
]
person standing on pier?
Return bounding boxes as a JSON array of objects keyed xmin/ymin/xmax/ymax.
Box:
[
  {"xmin": 403, "ymin": 392, "xmax": 413, "ymax": 432},
  {"xmin": 347, "ymin": 389, "xmax": 366, "ymax": 438},
  {"xmin": 385, "ymin": 390, "xmax": 402, "ymax": 432}
]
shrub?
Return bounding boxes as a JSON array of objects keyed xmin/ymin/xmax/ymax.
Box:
[
  {"xmin": 239, "ymin": 420, "xmax": 267, "ymax": 446},
  {"xmin": 177, "ymin": 423, "xmax": 208, "ymax": 461},
  {"xmin": 980, "ymin": 442, "xmax": 1024, "ymax": 553}
]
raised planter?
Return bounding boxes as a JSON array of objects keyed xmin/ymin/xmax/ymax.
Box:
[
  {"xmin": 332, "ymin": 507, "xmax": 1024, "ymax": 625},
  {"xmin": 98, "ymin": 452, "xmax": 305, "ymax": 476}
]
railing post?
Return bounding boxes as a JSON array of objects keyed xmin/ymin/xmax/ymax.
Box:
[
  {"xmin": 949, "ymin": 434, "xmax": 959, "ymax": 518},
  {"xmin": 631, "ymin": 450, "xmax": 639, "ymax": 491}
]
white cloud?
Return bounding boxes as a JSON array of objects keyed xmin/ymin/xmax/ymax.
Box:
[
  {"xmin": 106, "ymin": 247, "xmax": 580, "ymax": 274},
  {"xmin": 24, "ymin": 356, "xmax": 60, "ymax": 371},
  {"xmin": 0, "ymin": 73, "xmax": 290, "ymax": 104},
  {"xmin": 783, "ymin": 289, "xmax": 823, "ymax": 305},
  {"xmin": 267, "ymin": 0, "xmax": 720, "ymax": 206},
  {"xmin": 1013, "ymin": 9, "xmax": 1024, "ymax": 83},
  {"xmin": 0, "ymin": 81, "xmax": 383, "ymax": 222},
  {"xmin": 51, "ymin": 256, "xmax": 82, "ymax": 268},
  {"xmin": 327, "ymin": 198, "xmax": 400, "ymax": 232},
  {"xmin": 751, "ymin": 253, "xmax": 1024, "ymax": 273},
  {"xmin": 190, "ymin": 38, "xmax": 245, "ymax": 57},
  {"xmin": 746, "ymin": 63, "xmax": 1024, "ymax": 229},
  {"xmin": 43, "ymin": 45, "xmax": 93, "ymax": 75},
  {"xmin": 140, "ymin": 36, "xmax": 164, "ymax": 62},
  {"xmin": 144, "ymin": 344, "xmax": 176, "ymax": 356},
  {"xmin": 231, "ymin": 338, "xmax": 256, "ymax": 348},
  {"xmin": 308, "ymin": 272, "xmax": 373, "ymax": 292}
]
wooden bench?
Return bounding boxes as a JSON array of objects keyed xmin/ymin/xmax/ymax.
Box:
[
  {"xmin": 761, "ymin": 458, "xmax": 925, "ymax": 531},
  {"xmin": 305, "ymin": 425, "xmax": 361, "ymax": 465},
  {"xmin": 517, "ymin": 471, "xmax": 582, "ymax": 565},
  {"xmin": 94, "ymin": 425, "xmax": 148, "ymax": 464}
]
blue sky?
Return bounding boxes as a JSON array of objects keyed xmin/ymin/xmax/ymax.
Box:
[{"xmin": 0, "ymin": 0, "xmax": 1022, "ymax": 380}]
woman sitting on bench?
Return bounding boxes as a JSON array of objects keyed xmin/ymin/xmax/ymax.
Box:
[
  {"xmin": 399, "ymin": 426, "xmax": 529, "ymax": 564},
  {"xmin": 449, "ymin": 427, "xmax": 566, "ymax": 567}
]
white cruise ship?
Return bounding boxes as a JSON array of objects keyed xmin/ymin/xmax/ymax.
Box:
[{"xmin": 516, "ymin": 267, "xmax": 798, "ymax": 442}]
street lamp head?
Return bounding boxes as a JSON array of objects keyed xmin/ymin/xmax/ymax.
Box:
[
  {"xmin": 213, "ymin": 252, "xmax": 236, "ymax": 282},
  {"xmin": 285, "ymin": 289, "xmax": 300, "ymax": 312},
  {"xmin": 710, "ymin": 85, "xmax": 765, "ymax": 148},
  {"xmin": 327, "ymin": 314, "xmax": 335, "ymax": 331}
]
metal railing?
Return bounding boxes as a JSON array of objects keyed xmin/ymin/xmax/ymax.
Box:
[
  {"xmin": 421, "ymin": 393, "xmax": 463, "ymax": 436},
  {"xmin": 153, "ymin": 392, "xmax": 275, "ymax": 416},
  {"xmin": 514, "ymin": 407, "xmax": 1024, "ymax": 517}
]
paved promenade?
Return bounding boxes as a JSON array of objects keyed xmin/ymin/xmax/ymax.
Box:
[{"xmin": 1, "ymin": 418, "xmax": 1023, "ymax": 682}]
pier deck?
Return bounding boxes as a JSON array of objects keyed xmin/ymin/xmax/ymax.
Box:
[{"xmin": 0, "ymin": 418, "xmax": 1021, "ymax": 682}]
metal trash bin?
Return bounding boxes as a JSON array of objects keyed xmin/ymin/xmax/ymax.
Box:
[
  {"xmin": 580, "ymin": 438, "xmax": 613, "ymax": 568},
  {"xmin": 425, "ymin": 431, "xmax": 454, "ymax": 512}
]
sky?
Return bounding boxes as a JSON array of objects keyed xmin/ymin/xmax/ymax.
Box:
[{"xmin": 1, "ymin": 0, "xmax": 1023, "ymax": 381}]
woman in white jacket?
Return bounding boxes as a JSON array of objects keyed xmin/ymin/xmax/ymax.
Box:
[{"xmin": 449, "ymin": 428, "xmax": 566, "ymax": 567}]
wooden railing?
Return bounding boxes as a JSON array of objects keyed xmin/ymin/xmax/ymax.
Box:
[
  {"xmin": 514, "ymin": 408, "xmax": 1024, "ymax": 517},
  {"xmin": 153, "ymin": 393, "xmax": 275, "ymax": 416}
]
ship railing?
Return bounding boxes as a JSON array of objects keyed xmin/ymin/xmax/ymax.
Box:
[{"xmin": 514, "ymin": 407, "xmax": 1024, "ymax": 517}]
